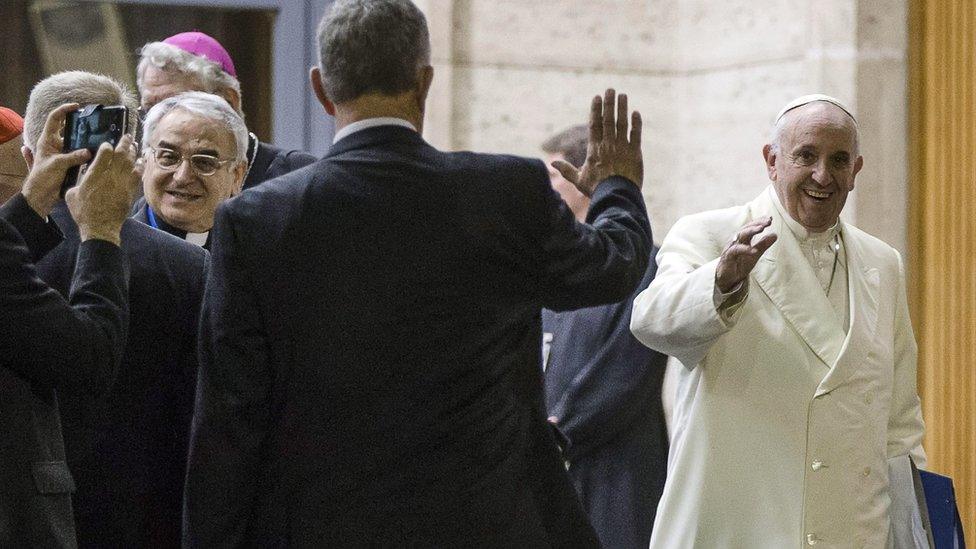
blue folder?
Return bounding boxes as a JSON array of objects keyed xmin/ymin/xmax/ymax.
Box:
[{"xmin": 918, "ymin": 469, "xmax": 966, "ymax": 549}]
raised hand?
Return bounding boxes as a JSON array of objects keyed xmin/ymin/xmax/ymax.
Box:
[
  {"xmin": 21, "ymin": 103, "xmax": 92, "ymax": 217},
  {"xmin": 714, "ymin": 217, "xmax": 778, "ymax": 293},
  {"xmin": 66, "ymin": 134, "xmax": 138, "ymax": 246},
  {"xmin": 552, "ymin": 88, "xmax": 643, "ymax": 196}
]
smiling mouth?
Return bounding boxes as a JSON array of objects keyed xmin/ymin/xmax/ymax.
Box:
[
  {"xmin": 166, "ymin": 190, "xmax": 202, "ymax": 201},
  {"xmin": 804, "ymin": 189, "xmax": 832, "ymax": 200}
]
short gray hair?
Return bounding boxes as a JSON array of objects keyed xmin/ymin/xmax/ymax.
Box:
[
  {"xmin": 142, "ymin": 91, "xmax": 248, "ymax": 161},
  {"xmin": 769, "ymin": 100, "xmax": 860, "ymax": 155},
  {"xmin": 316, "ymin": 0, "xmax": 431, "ymax": 103},
  {"xmin": 137, "ymin": 41, "xmax": 242, "ymax": 113},
  {"xmin": 23, "ymin": 71, "xmax": 137, "ymax": 151},
  {"xmin": 541, "ymin": 125, "xmax": 588, "ymax": 168}
]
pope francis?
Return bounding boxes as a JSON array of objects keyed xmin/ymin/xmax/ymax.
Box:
[{"xmin": 630, "ymin": 95, "xmax": 926, "ymax": 548}]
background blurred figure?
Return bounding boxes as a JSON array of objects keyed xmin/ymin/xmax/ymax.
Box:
[
  {"xmin": 132, "ymin": 91, "xmax": 248, "ymax": 249},
  {"xmin": 136, "ymin": 31, "xmax": 316, "ymax": 191},
  {"xmin": 542, "ymin": 125, "xmax": 670, "ymax": 549},
  {"xmin": 21, "ymin": 71, "xmax": 208, "ymax": 547},
  {"xmin": 0, "ymin": 107, "xmax": 28, "ymax": 204},
  {"xmin": 0, "ymin": 102, "xmax": 132, "ymax": 548},
  {"xmin": 183, "ymin": 0, "xmax": 650, "ymax": 546},
  {"xmin": 541, "ymin": 125, "xmax": 590, "ymax": 222}
]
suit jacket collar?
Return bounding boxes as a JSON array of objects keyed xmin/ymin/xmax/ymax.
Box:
[
  {"xmin": 749, "ymin": 188, "xmax": 879, "ymax": 381},
  {"xmin": 326, "ymin": 125, "xmax": 427, "ymax": 158}
]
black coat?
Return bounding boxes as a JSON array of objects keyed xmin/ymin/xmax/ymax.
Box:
[
  {"xmin": 0, "ymin": 196, "xmax": 128, "ymax": 548},
  {"xmin": 31, "ymin": 200, "xmax": 208, "ymax": 547},
  {"xmin": 183, "ymin": 125, "xmax": 652, "ymax": 548},
  {"xmin": 242, "ymin": 139, "xmax": 317, "ymax": 191},
  {"xmin": 543, "ymin": 249, "xmax": 669, "ymax": 549}
]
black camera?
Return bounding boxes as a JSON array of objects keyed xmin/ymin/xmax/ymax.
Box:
[{"xmin": 61, "ymin": 104, "xmax": 128, "ymax": 197}]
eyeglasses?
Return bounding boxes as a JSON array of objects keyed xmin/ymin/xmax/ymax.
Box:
[{"xmin": 144, "ymin": 146, "xmax": 234, "ymax": 177}]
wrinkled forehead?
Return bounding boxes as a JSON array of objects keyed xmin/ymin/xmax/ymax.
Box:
[
  {"xmin": 139, "ymin": 66, "xmax": 205, "ymax": 108},
  {"xmin": 150, "ymin": 108, "xmax": 236, "ymax": 152},
  {"xmin": 781, "ymin": 102, "xmax": 859, "ymax": 147}
]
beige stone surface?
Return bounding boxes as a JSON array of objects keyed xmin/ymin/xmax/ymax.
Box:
[{"xmin": 421, "ymin": 0, "xmax": 910, "ymax": 254}]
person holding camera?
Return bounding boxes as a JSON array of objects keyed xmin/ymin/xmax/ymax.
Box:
[
  {"xmin": 0, "ymin": 102, "xmax": 133, "ymax": 548},
  {"xmin": 17, "ymin": 71, "xmax": 209, "ymax": 546}
]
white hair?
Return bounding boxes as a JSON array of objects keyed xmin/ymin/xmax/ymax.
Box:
[
  {"xmin": 769, "ymin": 100, "xmax": 860, "ymax": 155},
  {"xmin": 142, "ymin": 91, "xmax": 248, "ymax": 161},
  {"xmin": 137, "ymin": 42, "xmax": 242, "ymax": 113},
  {"xmin": 23, "ymin": 71, "xmax": 137, "ymax": 151}
]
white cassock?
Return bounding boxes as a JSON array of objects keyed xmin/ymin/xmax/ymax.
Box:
[{"xmin": 631, "ymin": 187, "xmax": 925, "ymax": 549}]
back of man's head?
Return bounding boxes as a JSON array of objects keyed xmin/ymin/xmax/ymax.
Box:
[
  {"xmin": 541, "ymin": 125, "xmax": 588, "ymax": 168},
  {"xmin": 23, "ymin": 71, "xmax": 138, "ymax": 154},
  {"xmin": 317, "ymin": 0, "xmax": 431, "ymax": 104}
]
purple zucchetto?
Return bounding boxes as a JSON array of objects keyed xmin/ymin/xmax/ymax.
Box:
[{"xmin": 163, "ymin": 31, "xmax": 237, "ymax": 78}]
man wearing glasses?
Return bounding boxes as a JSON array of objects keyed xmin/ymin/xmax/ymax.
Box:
[{"xmin": 134, "ymin": 91, "xmax": 248, "ymax": 249}]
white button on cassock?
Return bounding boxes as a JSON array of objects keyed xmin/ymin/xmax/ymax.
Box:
[
  {"xmin": 811, "ymin": 460, "xmax": 824, "ymax": 471},
  {"xmin": 807, "ymin": 533, "xmax": 819, "ymax": 545}
]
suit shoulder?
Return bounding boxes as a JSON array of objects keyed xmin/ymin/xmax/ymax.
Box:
[
  {"xmin": 122, "ymin": 219, "xmax": 208, "ymax": 268},
  {"xmin": 220, "ymin": 164, "xmax": 315, "ymax": 228},
  {"xmin": 843, "ymin": 223, "xmax": 903, "ymax": 269},
  {"xmin": 261, "ymin": 141, "xmax": 317, "ymax": 167}
]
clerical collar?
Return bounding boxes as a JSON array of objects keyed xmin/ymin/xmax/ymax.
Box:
[
  {"xmin": 145, "ymin": 204, "xmax": 209, "ymax": 247},
  {"xmin": 332, "ymin": 117, "xmax": 417, "ymax": 144},
  {"xmin": 767, "ymin": 186, "xmax": 841, "ymax": 245}
]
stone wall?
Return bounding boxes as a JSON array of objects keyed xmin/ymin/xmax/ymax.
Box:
[{"xmin": 416, "ymin": 0, "xmax": 910, "ymax": 256}]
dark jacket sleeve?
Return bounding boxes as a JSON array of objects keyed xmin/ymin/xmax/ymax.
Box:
[
  {"xmin": 0, "ymin": 206, "xmax": 129, "ymax": 397},
  {"xmin": 183, "ymin": 202, "xmax": 271, "ymax": 547},
  {"xmin": 547, "ymin": 255, "xmax": 669, "ymax": 457},
  {"xmin": 532, "ymin": 171, "xmax": 652, "ymax": 312}
]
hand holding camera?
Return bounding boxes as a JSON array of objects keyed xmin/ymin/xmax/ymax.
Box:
[
  {"xmin": 21, "ymin": 103, "xmax": 93, "ymax": 218},
  {"xmin": 66, "ymin": 134, "xmax": 139, "ymax": 246}
]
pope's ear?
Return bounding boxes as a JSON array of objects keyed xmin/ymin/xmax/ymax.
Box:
[
  {"xmin": 849, "ymin": 155, "xmax": 864, "ymax": 190},
  {"xmin": 762, "ymin": 144, "xmax": 777, "ymax": 181}
]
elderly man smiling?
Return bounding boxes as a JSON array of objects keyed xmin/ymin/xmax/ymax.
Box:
[
  {"xmin": 631, "ymin": 95, "xmax": 925, "ymax": 548},
  {"xmin": 134, "ymin": 91, "xmax": 247, "ymax": 248}
]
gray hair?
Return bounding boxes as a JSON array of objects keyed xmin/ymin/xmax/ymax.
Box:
[
  {"xmin": 137, "ymin": 41, "xmax": 242, "ymax": 113},
  {"xmin": 142, "ymin": 91, "xmax": 248, "ymax": 161},
  {"xmin": 316, "ymin": 0, "xmax": 431, "ymax": 103},
  {"xmin": 769, "ymin": 100, "xmax": 860, "ymax": 155},
  {"xmin": 23, "ymin": 71, "xmax": 138, "ymax": 151},
  {"xmin": 541, "ymin": 125, "xmax": 588, "ymax": 168}
]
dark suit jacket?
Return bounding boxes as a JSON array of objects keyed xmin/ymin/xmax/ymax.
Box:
[
  {"xmin": 543, "ymin": 247, "xmax": 669, "ymax": 549},
  {"xmin": 0, "ymin": 196, "xmax": 128, "ymax": 548},
  {"xmin": 30, "ymin": 200, "xmax": 208, "ymax": 547},
  {"xmin": 184, "ymin": 125, "xmax": 652, "ymax": 548},
  {"xmin": 242, "ymin": 139, "xmax": 317, "ymax": 191}
]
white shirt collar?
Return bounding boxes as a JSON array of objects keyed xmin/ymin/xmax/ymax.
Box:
[
  {"xmin": 332, "ymin": 117, "xmax": 417, "ymax": 144},
  {"xmin": 186, "ymin": 231, "xmax": 209, "ymax": 247}
]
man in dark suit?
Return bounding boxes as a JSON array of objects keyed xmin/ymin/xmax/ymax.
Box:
[
  {"xmin": 541, "ymin": 126, "xmax": 670, "ymax": 549},
  {"xmin": 184, "ymin": 1, "xmax": 652, "ymax": 546},
  {"xmin": 136, "ymin": 31, "xmax": 316, "ymax": 191},
  {"xmin": 20, "ymin": 72, "xmax": 209, "ymax": 547},
  {"xmin": 0, "ymin": 102, "xmax": 134, "ymax": 547}
]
